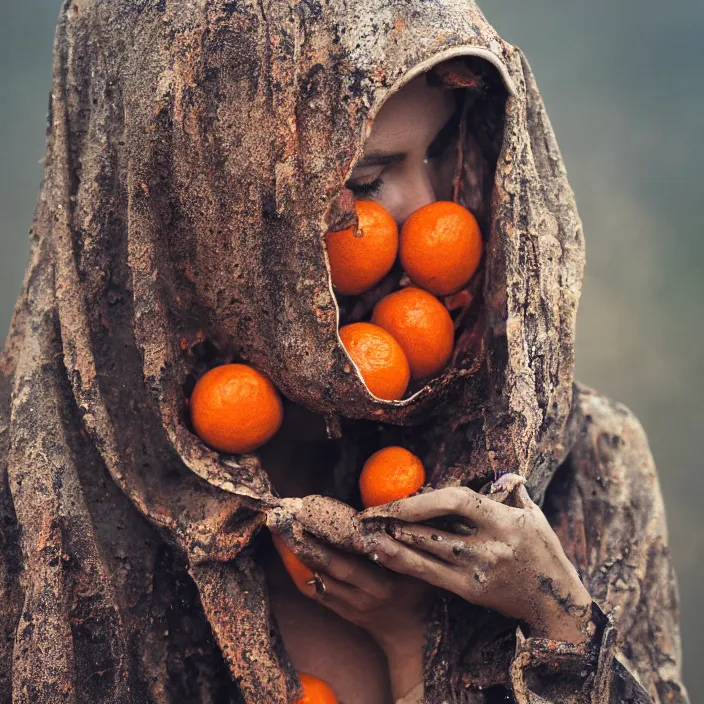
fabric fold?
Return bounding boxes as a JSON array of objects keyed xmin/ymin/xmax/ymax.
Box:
[{"xmin": 0, "ymin": 1, "xmax": 688, "ymax": 702}]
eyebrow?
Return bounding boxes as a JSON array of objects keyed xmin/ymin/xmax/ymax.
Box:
[
  {"xmin": 355, "ymin": 153, "xmax": 405, "ymax": 168},
  {"xmin": 354, "ymin": 111, "xmax": 461, "ymax": 170}
]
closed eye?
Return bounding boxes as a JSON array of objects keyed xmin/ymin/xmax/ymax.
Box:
[
  {"xmin": 345, "ymin": 106, "xmax": 461, "ymax": 195},
  {"xmin": 347, "ymin": 178, "xmax": 383, "ymax": 197}
]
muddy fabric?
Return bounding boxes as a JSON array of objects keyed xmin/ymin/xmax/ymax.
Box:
[{"xmin": 0, "ymin": 0, "xmax": 688, "ymax": 702}]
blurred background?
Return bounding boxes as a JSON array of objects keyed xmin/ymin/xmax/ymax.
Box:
[{"xmin": 1, "ymin": 0, "xmax": 701, "ymax": 698}]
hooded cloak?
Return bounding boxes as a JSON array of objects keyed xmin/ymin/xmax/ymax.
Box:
[{"xmin": 0, "ymin": 0, "xmax": 688, "ymax": 702}]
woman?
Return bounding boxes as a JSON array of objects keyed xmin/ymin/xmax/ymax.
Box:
[{"xmin": 0, "ymin": 1, "xmax": 688, "ymax": 703}]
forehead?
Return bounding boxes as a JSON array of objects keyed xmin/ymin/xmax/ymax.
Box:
[{"xmin": 364, "ymin": 75, "xmax": 456, "ymax": 152}]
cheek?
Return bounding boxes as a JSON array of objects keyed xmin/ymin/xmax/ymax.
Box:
[
  {"xmin": 367, "ymin": 158, "xmax": 455, "ymax": 227},
  {"xmin": 369, "ymin": 180, "xmax": 410, "ymax": 227},
  {"xmin": 377, "ymin": 171, "xmax": 440, "ymax": 226}
]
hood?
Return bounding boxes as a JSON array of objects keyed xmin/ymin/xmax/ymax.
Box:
[
  {"xmin": 0, "ymin": 1, "xmax": 584, "ymax": 699},
  {"xmin": 23, "ymin": 0, "xmax": 582, "ymax": 502}
]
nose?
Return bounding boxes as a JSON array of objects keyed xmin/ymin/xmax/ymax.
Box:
[{"xmin": 394, "ymin": 162, "xmax": 437, "ymax": 227}]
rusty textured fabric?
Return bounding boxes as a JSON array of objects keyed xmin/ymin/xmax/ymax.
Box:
[{"xmin": 0, "ymin": 1, "xmax": 689, "ymax": 702}]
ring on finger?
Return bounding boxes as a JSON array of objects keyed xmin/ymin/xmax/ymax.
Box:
[{"xmin": 306, "ymin": 572, "xmax": 328, "ymax": 598}]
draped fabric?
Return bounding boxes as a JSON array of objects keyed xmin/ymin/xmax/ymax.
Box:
[{"xmin": 0, "ymin": 1, "xmax": 687, "ymax": 702}]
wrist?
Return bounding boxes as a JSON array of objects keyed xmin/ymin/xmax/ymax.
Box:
[
  {"xmin": 372, "ymin": 617, "xmax": 426, "ymax": 660},
  {"xmin": 527, "ymin": 580, "xmax": 593, "ymax": 644},
  {"xmin": 531, "ymin": 608, "xmax": 592, "ymax": 644}
]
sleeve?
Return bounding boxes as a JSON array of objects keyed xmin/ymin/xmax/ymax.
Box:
[{"xmin": 508, "ymin": 386, "xmax": 690, "ymax": 704}]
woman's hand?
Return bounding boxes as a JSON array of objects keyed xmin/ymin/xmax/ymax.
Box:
[
  {"xmin": 269, "ymin": 527, "xmax": 431, "ymax": 649},
  {"xmin": 267, "ymin": 497, "xmax": 431, "ymax": 700},
  {"xmin": 358, "ymin": 474, "xmax": 594, "ymax": 644}
]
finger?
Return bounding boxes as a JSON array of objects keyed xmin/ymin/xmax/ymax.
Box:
[
  {"xmin": 312, "ymin": 585, "xmax": 378, "ymax": 625},
  {"xmin": 484, "ymin": 473, "xmax": 532, "ymax": 508},
  {"xmin": 386, "ymin": 523, "xmax": 477, "ymax": 565},
  {"xmin": 305, "ymin": 568, "xmax": 406, "ymax": 620},
  {"xmin": 276, "ymin": 529, "xmax": 392, "ymax": 601},
  {"xmin": 359, "ymin": 486, "xmax": 514, "ymax": 526},
  {"xmin": 269, "ymin": 524, "xmax": 329, "ymax": 569},
  {"xmin": 511, "ymin": 483, "xmax": 536, "ymax": 510},
  {"xmin": 369, "ymin": 533, "xmax": 456, "ymax": 592},
  {"xmin": 487, "ymin": 472, "xmax": 526, "ymax": 495},
  {"xmin": 271, "ymin": 530, "xmax": 385, "ymax": 609},
  {"xmin": 307, "ymin": 572, "xmax": 375, "ymax": 612},
  {"xmin": 313, "ymin": 541, "xmax": 393, "ymax": 601}
]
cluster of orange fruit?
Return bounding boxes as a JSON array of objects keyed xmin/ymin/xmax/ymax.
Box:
[
  {"xmin": 189, "ymin": 367, "xmax": 425, "ymax": 501},
  {"xmin": 187, "ymin": 200, "xmax": 481, "ymax": 702},
  {"xmin": 189, "ymin": 199, "xmax": 482, "ymax": 454},
  {"xmin": 327, "ymin": 199, "xmax": 483, "ymax": 400}
]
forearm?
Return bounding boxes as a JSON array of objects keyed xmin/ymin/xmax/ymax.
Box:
[{"xmin": 525, "ymin": 572, "xmax": 594, "ymax": 644}]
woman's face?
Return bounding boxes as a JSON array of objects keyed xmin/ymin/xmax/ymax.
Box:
[{"xmin": 346, "ymin": 74, "xmax": 458, "ymax": 227}]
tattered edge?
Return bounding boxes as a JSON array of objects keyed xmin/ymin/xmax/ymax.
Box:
[{"xmin": 329, "ymin": 45, "xmax": 517, "ymax": 407}]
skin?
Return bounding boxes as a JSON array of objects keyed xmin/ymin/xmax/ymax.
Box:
[
  {"xmin": 344, "ymin": 73, "xmax": 458, "ymax": 225},
  {"xmin": 264, "ymin": 72, "xmax": 594, "ymax": 704}
]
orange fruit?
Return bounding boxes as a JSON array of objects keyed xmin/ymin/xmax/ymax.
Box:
[
  {"xmin": 339, "ymin": 322, "xmax": 410, "ymax": 401},
  {"xmin": 400, "ymin": 201, "xmax": 483, "ymax": 296},
  {"xmin": 326, "ymin": 200, "xmax": 398, "ymax": 295},
  {"xmin": 359, "ymin": 446, "xmax": 426, "ymax": 508},
  {"xmin": 371, "ymin": 287, "xmax": 454, "ymax": 380},
  {"xmin": 271, "ymin": 534, "xmax": 314, "ymax": 593},
  {"xmin": 189, "ymin": 364, "xmax": 283, "ymax": 453},
  {"xmin": 295, "ymin": 673, "xmax": 338, "ymax": 704}
]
